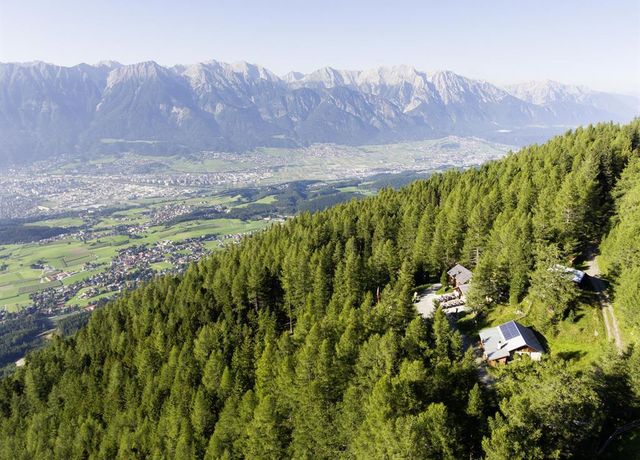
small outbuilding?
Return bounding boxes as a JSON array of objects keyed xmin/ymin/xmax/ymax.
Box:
[
  {"xmin": 553, "ymin": 264, "xmax": 588, "ymax": 287},
  {"xmin": 479, "ymin": 320, "xmax": 544, "ymax": 364},
  {"xmin": 455, "ymin": 283, "xmax": 470, "ymax": 302}
]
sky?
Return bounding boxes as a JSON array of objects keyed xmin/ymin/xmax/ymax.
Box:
[{"xmin": 1, "ymin": 0, "xmax": 639, "ymax": 94}]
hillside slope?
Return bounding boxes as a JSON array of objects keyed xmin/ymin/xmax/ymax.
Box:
[
  {"xmin": 1, "ymin": 122, "xmax": 639, "ymax": 458},
  {"xmin": 600, "ymin": 152, "xmax": 640, "ymax": 345}
]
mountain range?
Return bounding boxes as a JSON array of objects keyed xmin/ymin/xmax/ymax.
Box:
[{"xmin": 1, "ymin": 60, "xmax": 638, "ymax": 166}]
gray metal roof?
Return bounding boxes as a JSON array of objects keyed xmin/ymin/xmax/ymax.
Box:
[
  {"xmin": 447, "ymin": 264, "xmax": 472, "ymax": 285},
  {"xmin": 553, "ymin": 264, "xmax": 586, "ymax": 284},
  {"xmin": 479, "ymin": 320, "xmax": 543, "ymax": 361}
]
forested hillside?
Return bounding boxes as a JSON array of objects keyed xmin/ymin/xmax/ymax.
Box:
[
  {"xmin": 1, "ymin": 122, "xmax": 639, "ymax": 459},
  {"xmin": 600, "ymin": 152, "xmax": 640, "ymax": 344}
]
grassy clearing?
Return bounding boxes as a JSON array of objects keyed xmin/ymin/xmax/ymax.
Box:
[
  {"xmin": 62, "ymin": 253, "xmax": 95, "ymax": 266},
  {"xmin": 69, "ymin": 290, "xmax": 116, "ymax": 308},
  {"xmin": 615, "ymin": 305, "xmax": 638, "ymax": 349},
  {"xmin": 0, "ymin": 292, "xmax": 33, "ymax": 310},
  {"xmin": 150, "ymin": 261, "xmax": 173, "ymax": 271},
  {"xmin": 336, "ymin": 186, "xmax": 376, "ymax": 196},
  {"xmin": 140, "ymin": 219, "xmax": 268, "ymax": 245},
  {"xmin": 544, "ymin": 306, "xmax": 610, "ymax": 367},
  {"xmin": 235, "ymin": 195, "xmax": 277, "ymax": 208},
  {"xmin": 0, "ymin": 271, "xmax": 29, "ymax": 286},
  {"xmin": 48, "ymin": 247, "xmax": 94, "ymax": 269},
  {"xmin": 90, "ymin": 235, "xmax": 130, "ymax": 247},
  {"xmin": 111, "ymin": 207, "xmax": 149, "ymax": 218},
  {"xmin": 61, "ymin": 269, "xmax": 103, "ymax": 286},
  {"xmin": 203, "ymin": 240, "xmax": 224, "ymax": 251},
  {"xmin": 457, "ymin": 297, "xmax": 610, "ymax": 368}
]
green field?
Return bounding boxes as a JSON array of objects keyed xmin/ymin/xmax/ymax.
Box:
[
  {"xmin": 336, "ymin": 186, "xmax": 376, "ymax": 196},
  {"xmin": 69, "ymin": 289, "xmax": 116, "ymax": 308},
  {"xmin": 0, "ymin": 192, "xmax": 273, "ymax": 312},
  {"xmin": 235, "ymin": 195, "xmax": 278, "ymax": 208},
  {"xmin": 0, "ymin": 206, "xmax": 273, "ymax": 311},
  {"xmin": 457, "ymin": 297, "xmax": 610, "ymax": 369},
  {"xmin": 17, "ymin": 280, "xmax": 62, "ymax": 295}
]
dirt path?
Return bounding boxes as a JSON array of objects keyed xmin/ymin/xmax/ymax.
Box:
[
  {"xmin": 600, "ymin": 297, "xmax": 613, "ymax": 342},
  {"xmin": 604, "ymin": 297, "xmax": 623, "ymax": 352},
  {"xmin": 584, "ymin": 253, "xmax": 624, "ymax": 352}
]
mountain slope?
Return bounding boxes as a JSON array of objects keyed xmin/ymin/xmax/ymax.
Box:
[
  {"xmin": 0, "ymin": 62, "xmax": 107, "ymax": 163},
  {"xmin": 504, "ymin": 80, "xmax": 639, "ymax": 125},
  {"xmin": 1, "ymin": 122, "xmax": 639, "ymax": 458},
  {"xmin": 1, "ymin": 60, "xmax": 638, "ymax": 165},
  {"xmin": 83, "ymin": 61, "xmax": 223, "ymax": 153}
]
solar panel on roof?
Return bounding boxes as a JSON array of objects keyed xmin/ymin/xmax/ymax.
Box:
[{"xmin": 499, "ymin": 322, "xmax": 520, "ymax": 341}]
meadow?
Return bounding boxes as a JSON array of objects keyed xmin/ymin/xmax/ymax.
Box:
[{"xmin": 0, "ymin": 194, "xmax": 274, "ymax": 312}]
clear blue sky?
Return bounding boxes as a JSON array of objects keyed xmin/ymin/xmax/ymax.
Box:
[{"xmin": 1, "ymin": 0, "xmax": 639, "ymax": 93}]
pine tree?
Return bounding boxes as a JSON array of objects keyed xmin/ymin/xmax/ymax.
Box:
[
  {"xmin": 529, "ymin": 244, "xmax": 578, "ymax": 324},
  {"xmin": 246, "ymin": 395, "xmax": 286, "ymax": 460}
]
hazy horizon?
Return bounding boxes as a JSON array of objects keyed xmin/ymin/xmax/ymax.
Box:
[{"xmin": 1, "ymin": 0, "xmax": 639, "ymax": 94}]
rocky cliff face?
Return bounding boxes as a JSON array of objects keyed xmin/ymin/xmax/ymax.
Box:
[{"xmin": 1, "ymin": 60, "xmax": 637, "ymax": 165}]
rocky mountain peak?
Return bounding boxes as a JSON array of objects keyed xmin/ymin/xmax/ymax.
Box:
[{"xmin": 1, "ymin": 59, "xmax": 637, "ymax": 166}]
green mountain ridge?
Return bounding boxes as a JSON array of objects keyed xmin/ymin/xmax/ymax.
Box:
[{"xmin": 1, "ymin": 121, "xmax": 639, "ymax": 458}]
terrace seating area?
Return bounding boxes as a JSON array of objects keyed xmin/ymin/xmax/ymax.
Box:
[
  {"xmin": 439, "ymin": 292, "xmax": 458, "ymax": 302},
  {"xmin": 441, "ymin": 298, "xmax": 465, "ymax": 309}
]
